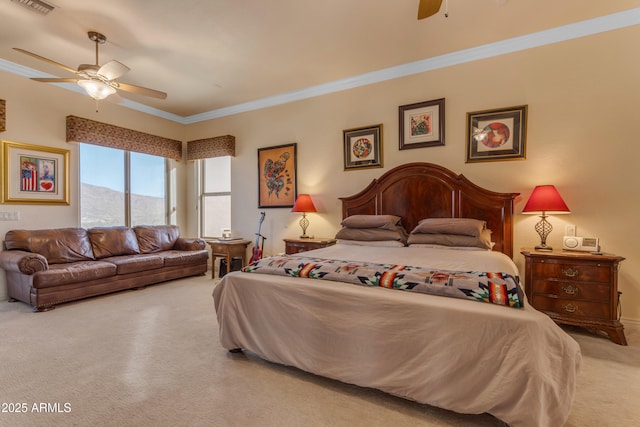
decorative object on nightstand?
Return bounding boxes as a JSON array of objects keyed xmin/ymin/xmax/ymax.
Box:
[
  {"xmin": 522, "ymin": 185, "xmax": 570, "ymax": 251},
  {"xmin": 291, "ymin": 194, "xmax": 316, "ymax": 238},
  {"xmin": 521, "ymin": 248, "xmax": 627, "ymax": 345},
  {"xmin": 284, "ymin": 237, "xmax": 337, "ymax": 255}
]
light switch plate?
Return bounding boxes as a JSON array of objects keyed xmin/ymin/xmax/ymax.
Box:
[
  {"xmin": 0, "ymin": 211, "xmax": 20, "ymax": 221},
  {"xmin": 565, "ymin": 224, "xmax": 576, "ymax": 237}
]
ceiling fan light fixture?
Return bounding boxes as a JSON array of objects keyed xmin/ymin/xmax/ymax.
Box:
[{"xmin": 77, "ymin": 79, "xmax": 116, "ymax": 100}]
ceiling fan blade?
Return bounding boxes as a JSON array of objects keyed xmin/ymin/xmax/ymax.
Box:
[
  {"xmin": 116, "ymin": 82, "xmax": 167, "ymax": 99},
  {"xmin": 13, "ymin": 48, "xmax": 78, "ymax": 74},
  {"xmin": 417, "ymin": 0, "xmax": 443, "ymax": 19},
  {"xmin": 31, "ymin": 78, "xmax": 80, "ymax": 83},
  {"xmin": 98, "ymin": 60, "xmax": 130, "ymax": 81}
]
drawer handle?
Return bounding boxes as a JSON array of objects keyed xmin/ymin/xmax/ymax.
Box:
[
  {"xmin": 562, "ymin": 285, "xmax": 578, "ymax": 295},
  {"xmin": 562, "ymin": 304, "xmax": 578, "ymax": 313},
  {"xmin": 562, "ymin": 268, "xmax": 579, "ymax": 278}
]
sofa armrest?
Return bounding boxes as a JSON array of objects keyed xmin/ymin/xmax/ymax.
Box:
[
  {"xmin": 174, "ymin": 237, "xmax": 206, "ymax": 251},
  {"xmin": 0, "ymin": 250, "xmax": 49, "ymax": 274}
]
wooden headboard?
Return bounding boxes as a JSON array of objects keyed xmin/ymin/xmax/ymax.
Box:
[{"xmin": 339, "ymin": 163, "xmax": 519, "ymax": 258}]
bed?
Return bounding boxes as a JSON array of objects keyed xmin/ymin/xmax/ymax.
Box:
[{"xmin": 213, "ymin": 162, "xmax": 582, "ymax": 427}]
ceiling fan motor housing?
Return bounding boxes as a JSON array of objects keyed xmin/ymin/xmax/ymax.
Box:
[{"xmin": 87, "ymin": 31, "xmax": 106, "ymax": 44}]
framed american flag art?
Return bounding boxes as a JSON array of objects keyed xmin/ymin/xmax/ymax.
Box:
[{"xmin": 1, "ymin": 140, "xmax": 70, "ymax": 205}]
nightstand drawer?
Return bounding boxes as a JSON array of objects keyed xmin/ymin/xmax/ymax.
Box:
[
  {"xmin": 286, "ymin": 243, "xmax": 308, "ymax": 254},
  {"xmin": 284, "ymin": 238, "xmax": 337, "ymax": 255},
  {"xmin": 531, "ymin": 295, "xmax": 610, "ymax": 320},
  {"xmin": 531, "ymin": 280, "xmax": 610, "ymax": 303},
  {"xmin": 532, "ymin": 260, "xmax": 611, "ymax": 283}
]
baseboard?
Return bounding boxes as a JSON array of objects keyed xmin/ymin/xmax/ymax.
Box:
[{"xmin": 622, "ymin": 317, "xmax": 640, "ymax": 327}]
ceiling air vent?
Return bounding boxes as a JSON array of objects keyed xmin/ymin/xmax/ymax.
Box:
[{"xmin": 11, "ymin": 0, "xmax": 55, "ymax": 15}]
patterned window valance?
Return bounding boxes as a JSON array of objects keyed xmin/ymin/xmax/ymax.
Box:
[
  {"xmin": 66, "ymin": 115, "xmax": 183, "ymax": 161},
  {"xmin": 0, "ymin": 99, "xmax": 6, "ymax": 132},
  {"xmin": 186, "ymin": 135, "xmax": 235, "ymax": 161}
]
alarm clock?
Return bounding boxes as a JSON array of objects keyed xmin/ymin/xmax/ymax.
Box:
[{"xmin": 562, "ymin": 236, "xmax": 600, "ymax": 252}]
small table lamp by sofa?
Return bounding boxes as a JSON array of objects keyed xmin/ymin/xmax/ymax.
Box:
[
  {"xmin": 292, "ymin": 194, "xmax": 317, "ymax": 238},
  {"xmin": 522, "ymin": 185, "xmax": 570, "ymax": 251}
]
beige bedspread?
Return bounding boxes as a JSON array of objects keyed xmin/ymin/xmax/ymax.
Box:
[{"xmin": 213, "ymin": 245, "xmax": 582, "ymax": 427}]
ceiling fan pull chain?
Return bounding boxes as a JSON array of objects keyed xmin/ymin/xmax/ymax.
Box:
[{"xmin": 445, "ymin": 0, "xmax": 449, "ymax": 18}]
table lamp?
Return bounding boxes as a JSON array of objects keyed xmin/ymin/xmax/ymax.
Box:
[
  {"xmin": 292, "ymin": 194, "xmax": 317, "ymax": 238},
  {"xmin": 522, "ymin": 185, "xmax": 570, "ymax": 251}
]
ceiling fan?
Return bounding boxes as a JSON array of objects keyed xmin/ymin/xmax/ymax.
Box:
[
  {"xmin": 417, "ymin": 0, "xmax": 444, "ymax": 20},
  {"xmin": 14, "ymin": 31, "xmax": 167, "ymax": 102}
]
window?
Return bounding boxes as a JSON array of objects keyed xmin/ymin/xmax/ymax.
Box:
[
  {"xmin": 200, "ymin": 156, "xmax": 231, "ymax": 238},
  {"xmin": 80, "ymin": 144, "xmax": 167, "ymax": 228}
]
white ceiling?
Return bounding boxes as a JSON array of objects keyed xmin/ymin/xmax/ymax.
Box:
[{"xmin": 1, "ymin": 0, "xmax": 638, "ymax": 123}]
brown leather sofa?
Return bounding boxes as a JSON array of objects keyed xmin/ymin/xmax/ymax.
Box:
[{"xmin": 0, "ymin": 225, "xmax": 208, "ymax": 311}]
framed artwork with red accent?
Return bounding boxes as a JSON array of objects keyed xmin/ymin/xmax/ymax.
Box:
[
  {"xmin": 1, "ymin": 140, "xmax": 69, "ymax": 205},
  {"xmin": 343, "ymin": 124, "xmax": 383, "ymax": 170},
  {"xmin": 466, "ymin": 105, "xmax": 527, "ymax": 163}
]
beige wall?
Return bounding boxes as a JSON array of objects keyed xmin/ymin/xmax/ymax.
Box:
[
  {"xmin": 1, "ymin": 24, "xmax": 639, "ymax": 321},
  {"xmin": 185, "ymin": 25, "xmax": 640, "ymax": 321}
]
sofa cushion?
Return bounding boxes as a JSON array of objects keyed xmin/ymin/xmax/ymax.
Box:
[
  {"xmin": 161, "ymin": 250, "xmax": 210, "ymax": 267},
  {"xmin": 102, "ymin": 254, "xmax": 164, "ymax": 275},
  {"xmin": 4, "ymin": 228, "xmax": 95, "ymax": 264},
  {"xmin": 33, "ymin": 261, "xmax": 117, "ymax": 289},
  {"xmin": 134, "ymin": 225, "xmax": 180, "ymax": 253},
  {"xmin": 88, "ymin": 227, "xmax": 141, "ymax": 259}
]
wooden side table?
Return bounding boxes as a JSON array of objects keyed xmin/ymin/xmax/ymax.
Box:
[
  {"xmin": 284, "ymin": 237, "xmax": 337, "ymax": 255},
  {"xmin": 208, "ymin": 240, "xmax": 251, "ymax": 279},
  {"xmin": 521, "ymin": 248, "xmax": 626, "ymax": 345}
]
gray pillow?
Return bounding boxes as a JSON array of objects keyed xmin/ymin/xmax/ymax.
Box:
[
  {"xmin": 407, "ymin": 229, "xmax": 493, "ymax": 249},
  {"xmin": 335, "ymin": 226, "xmax": 408, "ymax": 243},
  {"xmin": 341, "ymin": 215, "xmax": 402, "ymax": 231},
  {"xmin": 411, "ymin": 218, "xmax": 486, "ymax": 237}
]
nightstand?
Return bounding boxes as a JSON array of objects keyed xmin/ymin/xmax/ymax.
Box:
[
  {"xmin": 284, "ymin": 238, "xmax": 337, "ymax": 254},
  {"xmin": 208, "ymin": 239, "xmax": 251, "ymax": 279},
  {"xmin": 521, "ymin": 248, "xmax": 626, "ymax": 345}
]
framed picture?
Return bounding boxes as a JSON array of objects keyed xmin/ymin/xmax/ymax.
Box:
[
  {"xmin": 1, "ymin": 140, "xmax": 70, "ymax": 205},
  {"xmin": 258, "ymin": 143, "xmax": 297, "ymax": 208},
  {"xmin": 343, "ymin": 124, "xmax": 383, "ymax": 170},
  {"xmin": 399, "ymin": 98, "xmax": 445, "ymax": 150},
  {"xmin": 466, "ymin": 105, "xmax": 527, "ymax": 163}
]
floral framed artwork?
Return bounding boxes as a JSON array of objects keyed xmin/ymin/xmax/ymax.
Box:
[
  {"xmin": 258, "ymin": 143, "xmax": 297, "ymax": 208},
  {"xmin": 1, "ymin": 140, "xmax": 70, "ymax": 204},
  {"xmin": 466, "ymin": 105, "xmax": 527, "ymax": 163},
  {"xmin": 343, "ymin": 124, "xmax": 383, "ymax": 170},
  {"xmin": 399, "ymin": 98, "xmax": 445, "ymax": 150}
]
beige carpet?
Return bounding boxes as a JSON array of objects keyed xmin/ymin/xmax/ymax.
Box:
[{"xmin": 1, "ymin": 274, "xmax": 639, "ymax": 427}]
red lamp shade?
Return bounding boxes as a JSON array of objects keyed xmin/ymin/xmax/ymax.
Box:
[
  {"xmin": 522, "ymin": 185, "xmax": 570, "ymax": 214},
  {"xmin": 292, "ymin": 194, "xmax": 317, "ymax": 213}
]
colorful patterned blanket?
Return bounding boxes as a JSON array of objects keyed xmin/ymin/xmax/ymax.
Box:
[{"xmin": 242, "ymin": 255, "xmax": 524, "ymax": 308}]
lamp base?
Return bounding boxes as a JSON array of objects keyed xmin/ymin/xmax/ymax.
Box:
[
  {"xmin": 535, "ymin": 244, "xmax": 553, "ymax": 251},
  {"xmin": 298, "ymin": 213, "xmax": 311, "ymax": 239}
]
